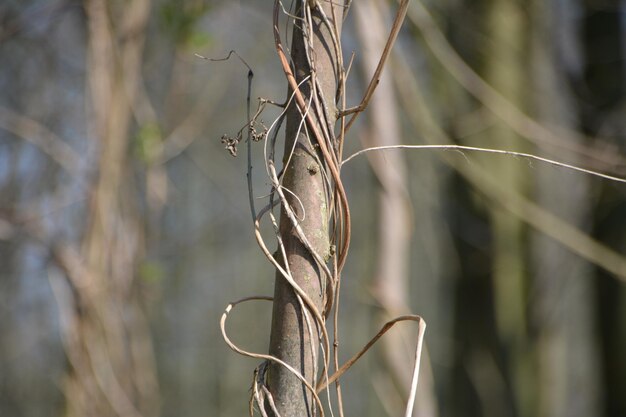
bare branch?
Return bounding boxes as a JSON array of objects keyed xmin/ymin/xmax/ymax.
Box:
[{"xmin": 0, "ymin": 106, "xmax": 84, "ymax": 179}]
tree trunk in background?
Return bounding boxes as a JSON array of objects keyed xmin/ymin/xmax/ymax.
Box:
[
  {"xmin": 480, "ymin": 1, "xmax": 532, "ymax": 416},
  {"xmin": 530, "ymin": 1, "xmax": 601, "ymax": 416},
  {"xmin": 267, "ymin": 3, "xmax": 344, "ymax": 416},
  {"xmin": 355, "ymin": 1, "xmax": 438, "ymax": 416},
  {"xmin": 61, "ymin": 1, "xmax": 159, "ymax": 416}
]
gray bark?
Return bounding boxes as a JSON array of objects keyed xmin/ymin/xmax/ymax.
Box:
[{"xmin": 267, "ymin": 3, "xmax": 345, "ymax": 416}]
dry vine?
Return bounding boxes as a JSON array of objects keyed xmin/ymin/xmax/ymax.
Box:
[
  {"xmin": 213, "ymin": 1, "xmax": 426, "ymax": 417},
  {"xmin": 204, "ymin": 0, "xmax": 626, "ymax": 413}
]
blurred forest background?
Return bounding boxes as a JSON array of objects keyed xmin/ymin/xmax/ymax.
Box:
[{"xmin": 1, "ymin": 0, "xmax": 625, "ymax": 417}]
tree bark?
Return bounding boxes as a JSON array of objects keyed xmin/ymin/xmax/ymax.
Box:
[{"xmin": 267, "ymin": 3, "xmax": 344, "ymax": 416}]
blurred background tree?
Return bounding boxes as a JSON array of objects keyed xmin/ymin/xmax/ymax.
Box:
[{"xmin": 0, "ymin": 1, "xmax": 624, "ymax": 416}]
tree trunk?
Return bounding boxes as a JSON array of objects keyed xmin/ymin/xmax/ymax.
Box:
[
  {"xmin": 267, "ymin": 3, "xmax": 345, "ymax": 417},
  {"xmin": 61, "ymin": 1, "xmax": 159, "ymax": 416},
  {"xmin": 530, "ymin": 1, "xmax": 601, "ymax": 416},
  {"xmin": 355, "ymin": 2, "xmax": 439, "ymax": 416},
  {"xmin": 480, "ymin": 1, "xmax": 532, "ymax": 415}
]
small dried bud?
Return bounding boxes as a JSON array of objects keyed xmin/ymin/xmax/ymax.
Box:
[{"xmin": 221, "ymin": 134, "xmax": 238, "ymax": 157}]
